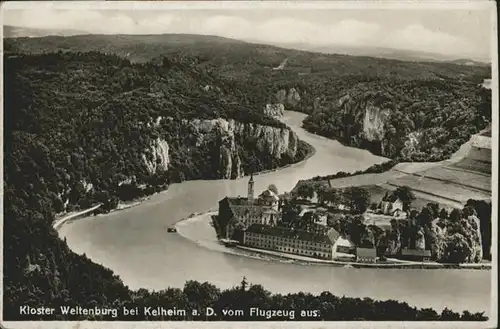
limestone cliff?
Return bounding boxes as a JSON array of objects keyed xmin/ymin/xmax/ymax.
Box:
[
  {"xmin": 189, "ymin": 118, "xmax": 299, "ymax": 179},
  {"xmin": 142, "ymin": 138, "xmax": 170, "ymax": 174},
  {"xmin": 264, "ymin": 103, "xmax": 285, "ymax": 117},
  {"xmin": 269, "ymin": 88, "xmax": 302, "ymax": 112},
  {"xmin": 142, "ymin": 117, "xmax": 300, "ymax": 180},
  {"xmin": 362, "ymin": 104, "xmax": 391, "ymax": 142}
]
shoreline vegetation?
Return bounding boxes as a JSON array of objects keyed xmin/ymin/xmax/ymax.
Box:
[{"xmin": 175, "ymin": 212, "xmax": 491, "ymax": 270}]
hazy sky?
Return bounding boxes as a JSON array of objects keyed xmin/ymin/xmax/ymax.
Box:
[{"xmin": 2, "ymin": 2, "xmax": 495, "ymax": 61}]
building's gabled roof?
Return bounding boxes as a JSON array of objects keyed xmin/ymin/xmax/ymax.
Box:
[
  {"xmin": 326, "ymin": 227, "xmax": 340, "ymax": 243},
  {"xmin": 245, "ymin": 224, "xmax": 336, "ymax": 245},
  {"xmin": 356, "ymin": 248, "xmax": 377, "ymax": 258},
  {"xmin": 382, "ymin": 193, "xmax": 400, "ymax": 203},
  {"xmin": 259, "ymin": 189, "xmax": 279, "ymax": 201},
  {"xmin": 230, "ymin": 205, "xmax": 265, "ymax": 219}
]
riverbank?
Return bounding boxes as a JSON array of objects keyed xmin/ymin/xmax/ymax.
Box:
[
  {"xmin": 52, "ymin": 196, "xmax": 152, "ymax": 231},
  {"xmin": 52, "ymin": 204, "xmax": 102, "ymax": 230},
  {"xmin": 175, "ymin": 212, "xmax": 491, "ymax": 270}
]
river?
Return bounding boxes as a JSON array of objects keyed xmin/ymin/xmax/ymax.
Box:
[{"xmin": 58, "ymin": 111, "xmax": 492, "ymax": 315}]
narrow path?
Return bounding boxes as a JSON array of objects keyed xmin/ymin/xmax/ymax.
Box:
[{"xmin": 52, "ymin": 203, "xmax": 102, "ymax": 231}]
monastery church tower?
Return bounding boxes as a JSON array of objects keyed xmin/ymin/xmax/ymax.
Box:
[{"xmin": 248, "ymin": 174, "xmax": 255, "ymax": 204}]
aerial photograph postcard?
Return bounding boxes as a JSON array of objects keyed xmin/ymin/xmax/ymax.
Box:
[{"xmin": 1, "ymin": 1, "xmax": 497, "ymax": 328}]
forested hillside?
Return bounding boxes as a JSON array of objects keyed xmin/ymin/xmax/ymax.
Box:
[
  {"xmin": 5, "ymin": 33, "xmax": 491, "ymax": 162},
  {"xmin": 302, "ymin": 79, "xmax": 492, "ymax": 160},
  {"xmin": 4, "ymin": 52, "xmax": 310, "ymax": 212}
]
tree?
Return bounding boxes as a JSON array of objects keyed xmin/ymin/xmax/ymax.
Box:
[
  {"xmin": 442, "ymin": 233, "xmax": 471, "ymax": 263},
  {"xmin": 240, "ymin": 276, "xmax": 248, "ymax": 291},
  {"xmin": 439, "ymin": 208, "xmax": 449, "ymax": 219},
  {"xmin": 322, "ymin": 188, "xmax": 342, "ymax": 207},
  {"xmin": 426, "ymin": 203, "xmax": 440, "ymax": 218},
  {"xmin": 343, "ymin": 187, "xmax": 371, "ymax": 214},
  {"xmin": 392, "ymin": 186, "xmax": 415, "ymax": 211},
  {"xmin": 448, "ymin": 208, "xmax": 462, "ymax": 223},
  {"xmin": 267, "ymin": 184, "xmax": 279, "ymax": 195},
  {"xmin": 440, "ymin": 307, "xmax": 461, "ymax": 320},
  {"xmin": 417, "ymin": 206, "xmax": 435, "ymax": 227},
  {"xmin": 296, "ymin": 183, "xmax": 314, "ymax": 200}
]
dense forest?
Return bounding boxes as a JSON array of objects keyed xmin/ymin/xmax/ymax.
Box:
[
  {"xmin": 4, "ymin": 51, "xmax": 311, "ymax": 212},
  {"xmin": 3, "ymin": 34, "xmax": 493, "ymax": 321},
  {"xmin": 7, "ymin": 33, "xmax": 491, "ymax": 162}
]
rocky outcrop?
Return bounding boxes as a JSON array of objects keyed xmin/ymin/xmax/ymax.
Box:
[
  {"xmin": 142, "ymin": 118, "xmax": 300, "ymax": 180},
  {"xmin": 273, "ymin": 88, "xmax": 301, "ymax": 109},
  {"xmin": 264, "ymin": 103, "xmax": 285, "ymax": 117},
  {"xmin": 142, "ymin": 138, "xmax": 170, "ymax": 174},
  {"xmin": 189, "ymin": 118, "xmax": 299, "ymax": 179},
  {"xmin": 363, "ymin": 104, "xmax": 391, "ymax": 142},
  {"xmin": 276, "ymin": 88, "xmax": 301, "ymax": 107}
]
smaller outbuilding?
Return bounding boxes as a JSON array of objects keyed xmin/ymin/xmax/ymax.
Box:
[{"xmin": 356, "ymin": 248, "xmax": 377, "ymax": 263}]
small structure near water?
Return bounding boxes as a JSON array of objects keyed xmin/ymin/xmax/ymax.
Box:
[{"xmin": 356, "ymin": 248, "xmax": 377, "ymax": 263}]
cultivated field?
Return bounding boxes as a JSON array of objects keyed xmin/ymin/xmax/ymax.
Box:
[
  {"xmin": 415, "ymin": 167, "xmax": 491, "ymax": 192},
  {"xmin": 386, "ymin": 176, "xmax": 490, "ymax": 204},
  {"xmin": 449, "ymin": 159, "xmax": 492, "ymax": 175}
]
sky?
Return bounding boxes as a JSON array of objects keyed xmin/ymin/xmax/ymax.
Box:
[{"xmin": 2, "ymin": 2, "xmax": 495, "ymax": 61}]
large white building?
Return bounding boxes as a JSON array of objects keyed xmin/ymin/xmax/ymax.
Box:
[{"xmin": 243, "ymin": 223, "xmax": 352, "ymax": 260}]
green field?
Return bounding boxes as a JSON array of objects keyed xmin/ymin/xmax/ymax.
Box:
[{"xmin": 417, "ymin": 167, "xmax": 491, "ymax": 192}]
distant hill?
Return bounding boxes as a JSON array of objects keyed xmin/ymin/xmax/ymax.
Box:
[
  {"xmin": 3, "ymin": 25, "xmax": 87, "ymax": 38},
  {"xmin": 4, "ymin": 25, "xmax": 490, "ymax": 65},
  {"xmin": 4, "ymin": 31, "xmax": 491, "ymax": 82},
  {"xmin": 267, "ymin": 42, "xmax": 490, "ymax": 65},
  {"xmin": 447, "ymin": 59, "xmax": 491, "ymax": 67}
]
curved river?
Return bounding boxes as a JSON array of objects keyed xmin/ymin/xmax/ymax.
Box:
[{"xmin": 59, "ymin": 111, "xmax": 492, "ymax": 315}]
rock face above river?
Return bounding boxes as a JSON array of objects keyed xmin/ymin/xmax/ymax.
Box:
[
  {"xmin": 142, "ymin": 117, "xmax": 300, "ymax": 180},
  {"xmin": 264, "ymin": 88, "xmax": 302, "ymax": 116},
  {"xmin": 264, "ymin": 103, "xmax": 285, "ymax": 117},
  {"xmin": 302, "ymin": 80, "xmax": 491, "ymax": 162}
]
